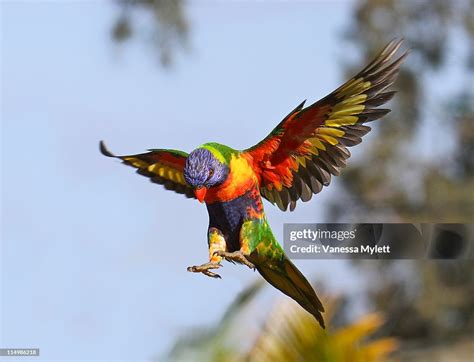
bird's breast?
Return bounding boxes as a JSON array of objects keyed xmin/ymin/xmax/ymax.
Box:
[{"xmin": 205, "ymin": 154, "xmax": 258, "ymax": 203}]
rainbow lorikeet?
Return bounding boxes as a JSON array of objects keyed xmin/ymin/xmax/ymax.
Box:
[{"xmin": 100, "ymin": 40, "xmax": 407, "ymax": 329}]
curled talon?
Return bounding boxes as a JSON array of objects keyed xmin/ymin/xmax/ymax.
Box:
[
  {"xmin": 214, "ymin": 250, "xmax": 255, "ymax": 270},
  {"xmin": 187, "ymin": 262, "xmax": 222, "ymax": 279},
  {"xmin": 203, "ymin": 270, "xmax": 221, "ymax": 279},
  {"xmin": 245, "ymin": 261, "xmax": 256, "ymax": 271}
]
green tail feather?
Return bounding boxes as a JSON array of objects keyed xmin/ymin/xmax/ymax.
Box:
[{"xmin": 256, "ymin": 257, "xmax": 325, "ymax": 329}]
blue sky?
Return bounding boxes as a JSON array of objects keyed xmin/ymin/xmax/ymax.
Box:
[{"xmin": 0, "ymin": 0, "xmax": 442, "ymax": 360}]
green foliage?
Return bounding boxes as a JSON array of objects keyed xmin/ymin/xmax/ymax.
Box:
[{"xmin": 248, "ymin": 298, "xmax": 397, "ymax": 362}]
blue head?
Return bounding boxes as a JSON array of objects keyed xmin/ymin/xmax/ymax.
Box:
[{"xmin": 184, "ymin": 148, "xmax": 229, "ymax": 201}]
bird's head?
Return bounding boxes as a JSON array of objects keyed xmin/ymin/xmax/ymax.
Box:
[{"xmin": 184, "ymin": 148, "xmax": 229, "ymax": 203}]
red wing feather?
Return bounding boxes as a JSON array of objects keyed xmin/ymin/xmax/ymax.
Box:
[{"xmin": 244, "ymin": 39, "xmax": 408, "ymax": 211}]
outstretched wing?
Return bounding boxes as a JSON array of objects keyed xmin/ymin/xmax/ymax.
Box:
[
  {"xmin": 100, "ymin": 141, "xmax": 195, "ymax": 199},
  {"xmin": 244, "ymin": 39, "xmax": 407, "ymax": 211}
]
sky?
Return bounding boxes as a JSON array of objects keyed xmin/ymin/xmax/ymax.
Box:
[{"xmin": 0, "ymin": 0, "xmax": 438, "ymax": 360}]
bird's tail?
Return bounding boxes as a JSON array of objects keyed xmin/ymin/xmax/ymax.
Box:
[{"xmin": 255, "ymin": 256, "xmax": 325, "ymax": 328}]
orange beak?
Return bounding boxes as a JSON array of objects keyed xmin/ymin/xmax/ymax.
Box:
[{"xmin": 194, "ymin": 187, "xmax": 207, "ymax": 203}]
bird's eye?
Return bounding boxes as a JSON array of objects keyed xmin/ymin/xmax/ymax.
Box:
[{"xmin": 207, "ymin": 169, "xmax": 214, "ymax": 179}]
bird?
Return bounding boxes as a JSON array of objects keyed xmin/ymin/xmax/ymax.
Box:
[{"xmin": 100, "ymin": 39, "xmax": 407, "ymax": 329}]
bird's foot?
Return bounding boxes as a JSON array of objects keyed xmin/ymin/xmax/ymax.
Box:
[
  {"xmin": 213, "ymin": 250, "xmax": 255, "ymax": 270},
  {"xmin": 187, "ymin": 262, "xmax": 222, "ymax": 279}
]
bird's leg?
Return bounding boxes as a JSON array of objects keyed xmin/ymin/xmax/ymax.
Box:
[
  {"xmin": 215, "ymin": 219, "xmax": 258, "ymax": 270},
  {"xmin": 187, "ymin": 227, "xmax": 226, "ymax": 279},
  {"xmin": 213, "ymin": 250, "xmax": 255, "ymax": 270}
]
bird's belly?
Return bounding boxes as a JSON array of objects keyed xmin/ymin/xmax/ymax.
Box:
[{"xmin": 206, "ymin": 189, "xmax": 263, "ymax": 251}]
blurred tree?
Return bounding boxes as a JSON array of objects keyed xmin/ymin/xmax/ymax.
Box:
[
  {"xmin": 112, "ymin": 0, "xmax": 189, "ymax": 67},
  {"xmin": 167, "ymin": 281, "xmax": 398, "ymax": 362},
  {"xmin": 332, "ymin": 1, "xmax": 474, "ymax": 359},
  {"xmin": 329, "ymin": 0, "xmax": 473, "ymax": 222},
  {"xmin": 248, "ymin": 298, "xmax": 397, "ymax": 362}
]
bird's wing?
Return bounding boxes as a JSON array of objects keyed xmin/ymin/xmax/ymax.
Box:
[
  {"xmin": 100, "ymin": 141, "xmax": 196, "ymax": 199},
  {"xmin": 243, "ymin": 39, "xmax": 407, "ymax": 211}
]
